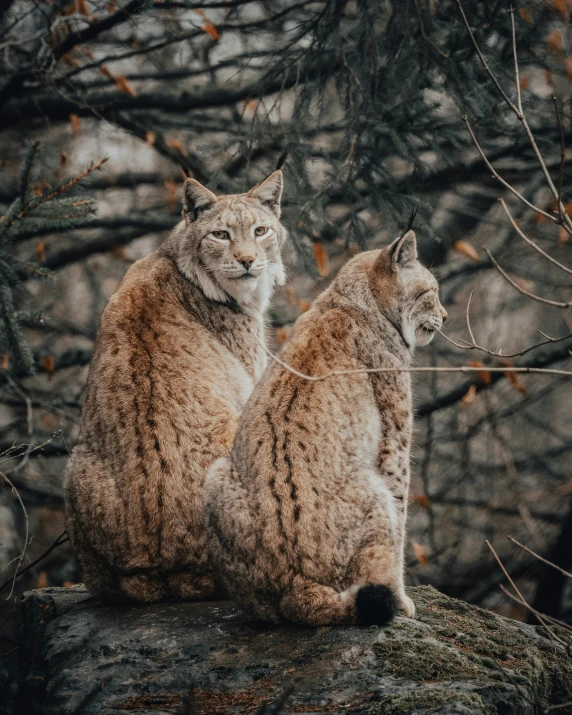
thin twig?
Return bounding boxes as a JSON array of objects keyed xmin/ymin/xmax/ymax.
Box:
[
  {"xmin": 507, "ymin": 535, "xmax": 572, "ymax": 579},
  {"xmin": 499, "ymin": 586, "xmax": 572, "ymax": 637},
  {"xmin": 259, "ymin": 341, "xmax": 572, "ymax": 380},
  {"xmin": 1, "ymin": 471, "xmax": 29, "ymax": 600},
  {"xmin": 483, "ymin": 247, "xmax": 572, "ymax": 308},
  {"xmin": 486, "ymin": 540, "xmax": 568, "ymax": 647},
  {"xmin": 462, "ymin": 117, "xmax": 558, "ymax": 224},
  {"xmin": 0, "ymin": 532, "xmax": 68, "ymax": 596},
  {"xmin": 553, "ymin": 95, "xmax": 566, "ymax": 226},
  {"xmin": 499, "ymin": 198, "xmax": 572, "ymax": 276}
]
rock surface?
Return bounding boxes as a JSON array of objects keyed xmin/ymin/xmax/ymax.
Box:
[{"xmin": 16, "ymin": 585, "xmax": 572, "ymax": 714}]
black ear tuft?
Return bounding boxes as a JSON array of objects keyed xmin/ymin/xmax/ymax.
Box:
[
  {"xmin": 275, "ymin": 151, "xmax": 288, "ymax": 171},
  {"xmin": 399, "ymin": 206, "xmax": 418, "ymax": 240},
  {"xmin": 356, "ymin": 584, "xmax": 397, "ymax": 626}
]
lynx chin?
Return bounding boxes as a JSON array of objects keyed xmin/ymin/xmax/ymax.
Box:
[
  {"xmin": 65, "ymin": 170, "xmax": 287, "ymax": 603},
  {"xmin": 205, "ymin": 230, "xmax": 447, "ymax": 626}
]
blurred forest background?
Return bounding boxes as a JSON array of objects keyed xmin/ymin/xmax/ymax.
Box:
[{"xmin": 2, "ymin": 0, "xmax": 572, "ymax": 706}]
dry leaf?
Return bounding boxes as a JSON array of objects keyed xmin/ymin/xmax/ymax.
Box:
[
  {"xmin": 110, "ymin": 246, "xmax": 127, "ymax": 260},
  {"xmin": 454, "ymin": 239, "xmax": 479, "ymax": 262},
  {"xmin": 469, "ymin": 360, "xmax": 491, "ymax": 385},
  {"xmin": 285, "ymin": 287, "xmax": 298, "ymax": 305},
  {"xmin": 510, "ymin": 275, "xmax": 535, "ymax": 293},
  {"xmin": 559, "ymin": 226, "xmax": 569, "ymax": 247},
  {"xmin": 36, "ymin": 241, "xmax": 46, "ymax": 264},
  {"xmin": 519, "ymin": 76, "xmax": 530, "ymax": 91},
  {"xmin": 566, "ymin": 57, "xmax": 572, "ymax": 82},
  {"xmin": 60, "ymin": 150, "xmax": 68, "ymax": 166},
  {"xmin": 0, "ymin": 354, "xmax": 9, "ymax": 371},
  {"xmin": 115, "ymin": 75, "xmax": 137, "ymax": 97},
  {"xmin": 75, "ymin": 0, "xmax": 90, "ymax": 14},
  {"xmin": 545, "ymin": 69, "xmax": 554, "ymax": 88},
  {"xmin": 299, "ymin": 299, "xmax": 311, "ymax": 313},
  {"xmin": 412, "ymin": 541, "xmax": 428, "ymax": 567},
  {"xmin": 202, "ymin": 22, "xmax": 221, "ymax": 41},
  {"xmin": 245, "ymin": 99, "xmax": 258, "ymax": 111},
  {"xmin": 60, "ymin": 53, "xmax": 78, "ymax": 67},
  {"xmin": 534, "ymin": 211, "xmax": 547, "ymax": 224},
  {"xmin": 519, "ymin": 7, "xmax": 533, "ymax": 22},
  {"xmin": 553, "ymin": 0, "xmax": 570, "ymax": 18},
  {"xmin": 547, "ymin": 30, "xmax": 562, "ymax": 53},
  {"xmin": 313, "ymin": 243, "xmax": 330, "ymax": 277},
  {"xmin": 69, "ymin": 113, "xmax": 81, "ymax": 138},
  {"xmin": 461, "ymin": 383, "xmax": 477, "ymax": 406},
  {"xmin": 505, "ymin": 371, "xmax": 528, "ymax": 394},
  {"xmin": 194, "ymin": 7, "xmax": 206, "ymax": 17},
  {"xmin": 107, "ymin": 0, "xmax": 116, "ymax": 11},
  {"xmin": 43, "ymin": 356, "xmax": 55, "ymax": 379},
  {"xmin": 167, "ymin": 138, "xmax": 187, "ymax": 156},
  {"xmin": 99, "ymin": 65, "xmax": 113, "ymax": 79},
  {"xmin": 413, "ymin": 493, "xmax": 430, "ymax": 510},
  {"xmin": 164, "ymin": 179, "xmax": 178, "ymax": 210},
  {"xmin": 145, "ymin": 130, "xmax": 156, "ymax": 147},
  {"xmin": 37, "ymin": 571, "xmax": 47, "ymax": 589},
  {"xmin": 275, "ymin": 328, "xmax": 288, "ymax": 344},
  {"xmin": 63, "ymin": 581, "xmax": 76, "ymax": 588}
]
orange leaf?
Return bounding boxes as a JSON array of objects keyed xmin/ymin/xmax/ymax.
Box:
[
  {"xmin": 559, "ymin": 226, "xmax": 569, "ymax": 247},
  {"xmin": 565, "ymin": 57, "xmax": 572, "ymax": 82},
  {"xmin": 202, "ymin": 22, "xmax": 221, "ymax": 41},
  {"xmin": 60, "ymin": 53, "xmax": 78, "ymax": 67},
  {"xmin": 107, "ymin": 0, "xmax": 116, "ymax": 11},
  {"xmin": 164, "ymin": 179, "xmax": 178, "ymax": 210},
  {"xmin": 167, "ymin": 138, "xmax": 187, "ymax": 156},
  {"xmin": 115, "ymin": 75, "xmax": 137, "ymax": 97},
  {"xmin": 194, "ymin": 7, "xmax": 206, "ymax": 17},
  {"xmin": 547, "ymin": 30, "xmax": 562, "ymax": 53},
  {"xmin": 0, "ymin": 354, "xmax": 9, "ymax": 371},
  {"xmin": 454, "ymin": 239, "xmax": 479, "ymax": 262},
  {"xmin": 60, "ymin": 150, "xmax": 68, "ymax": 166},
  {"xmin": 299, "ymin": 299, "xmax": 311, "ymax": 313},
  {"xmin": 534, "ymin": 211, "xmax": 547, "ymax": 224},
  {"xmin": 461, "ymin": 383, "xmax": 477, "ymax": 406},
  {"xmin": 36, "ymin": 241, "xmax": 46, "ymax": 264},
  {"xmin": 506, "ymin": 371, "xmax": 527, "ymax": 394},
  {"xmin": 519, "ymin": 76, "xmax": 530, "ymax": 91},
  {"xmin": 245, "ymin": 99, "xmax": 258, "ymax": 111},
  {"xmin": 313, "ymin": 243, "xmax": 330, "ymax": 277},
  {"xmin": 99, "ymin": 65, "xmax": 113, "ymax": 79},
  {"xmin": 43, "ymin": 356, "xmax": 55, "ymax": 378},
  {"xmin": 37, "ymin": 571, "xmax": 47, "ymax": 588},
  {"xmin": 469, "ymin": 360, "xmax": 491, "ymax": 385},
  {"xmin": 275, "ymin": 327, "xmax": 288, "ymax": 344},
  {"xmin": 63, "ymin": 581, "xmax": 76, "ymax": 588},
  {"xmin": 75, "ymin": 0, "xmax": 89, "ymax": 13},
  {"xmin": 519, "ymin": 7, "xmax": 533, "ymax": 22},
  {"xmin": 285, "ymin": 287, "xmax": 298, "ymax": 305},
  {"xmin": 412, "ymin": 541, "xmax": 428, "ymax": 566},
  {"xmin": 145, "ymin": 130, "xmax": 156, "ymax": 147},
  {"xmin": 110, "ymin": 246, "xmax": 127, "ymax": 260},
  {"xmin": 553, "ymin": 0, "xmax": 569, "ymax": 18},
  {"xmin": 69, "ymin": 113, "xmax": 81, "ymax": 138},
  {"xmin": 413, "ymin": 493, "xmax": 430, "ymax": 509}
]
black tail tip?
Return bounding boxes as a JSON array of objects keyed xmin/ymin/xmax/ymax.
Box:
[{"xmin": 356, "ymin": 584, "xmax": 397, "ymax": 627}]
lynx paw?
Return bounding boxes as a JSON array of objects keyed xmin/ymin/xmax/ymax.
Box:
[{"xmin": 398, "ymin": 593, "xmax": 416, "ymax": 618}]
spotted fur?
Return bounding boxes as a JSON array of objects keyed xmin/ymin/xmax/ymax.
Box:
[
  {"xmin": 64, "ymin": 171, "xmax": 286, "ymax": 603},
  {"xmin": 205, "ymin": 231, "xmax": 447, "ymax": 625}
]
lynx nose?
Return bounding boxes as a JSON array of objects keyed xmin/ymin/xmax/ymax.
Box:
[
  {"xmin": 440, "ymin": 307, "xmax": 448, "ymax": 322},
  {"xmin": 236, "ymin": 255, "xmax": 255, "ymax": 271}
]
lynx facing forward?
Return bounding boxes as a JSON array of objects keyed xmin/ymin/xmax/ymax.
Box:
[
  {"xmin": 65, "ymin": 171, "xmax": 286, "ymax": 603},
  {"xmin": 205, "ymin": 230, "xmax": 447, "ymax": 626}
]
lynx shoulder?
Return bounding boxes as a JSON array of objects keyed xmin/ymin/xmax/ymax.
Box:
[
  {"xmin": 205, "ymin": 230, "xmax": 447, "ymax": 625},
  {"xmin": 64, "ymin": 171, "xmax": 287, "ymax": 603}
]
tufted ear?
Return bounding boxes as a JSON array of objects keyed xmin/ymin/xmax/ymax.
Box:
[
  {"xmin": 182, "ymin": 178, "xmax": 217, "ymax": 224},
  {"xmin": 247, "ymin": 170, "xmax": 283, "ymax": 217},
  {"xmin": 389, "ymin": 230, "xmax": 418, "ymax": 271}
]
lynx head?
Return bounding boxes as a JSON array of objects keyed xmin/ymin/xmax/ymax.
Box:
[
  {"xmin": 368, "ymin": 230, "xmax": 447, "ymax": 349},
  {"xmin": 172, "ymin": 171, "xmax": 286, "ymax": 313}
]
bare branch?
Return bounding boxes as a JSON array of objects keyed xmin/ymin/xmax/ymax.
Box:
[{"xmin": 507, "ymin": 535, "xmax": 572, "ymax": 579}]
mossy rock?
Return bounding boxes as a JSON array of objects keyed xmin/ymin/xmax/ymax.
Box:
[{"xmin": 16, "ymin": 585, "xmax": 572, "ymax": 714}]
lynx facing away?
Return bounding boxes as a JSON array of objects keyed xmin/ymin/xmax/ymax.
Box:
[
  {"xmin": 205, "ymin": 231, "xmax": 447, "ymax": 626},
  {"xmin": 65, "ymin": 171, "xmax": 286, "ymax": 603}
]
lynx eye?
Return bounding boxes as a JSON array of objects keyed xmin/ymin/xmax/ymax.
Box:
[
  {"xmin": 211, "ymin": 230, "xmax": 230, "ymax": 240},
  {"xmin": 254, "ymin": 226, "xmax": 268, "ymax": 237}
]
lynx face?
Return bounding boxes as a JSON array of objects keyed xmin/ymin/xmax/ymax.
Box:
[
  {"xmin": 371, "ymin": 230, "xmax": 447, "ymax": 350},
  {"xmin": 174, "ymin": 171, "xmax": 286, "ymax": 313}
]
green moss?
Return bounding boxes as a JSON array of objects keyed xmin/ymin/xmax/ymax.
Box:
[
  {"xmin": 368, "ymin": 689, "xmax": 494, "ymax": 715},
  {"xmin": 387, "ymin": 586, "xmax": 572, "ymax": 709}
]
